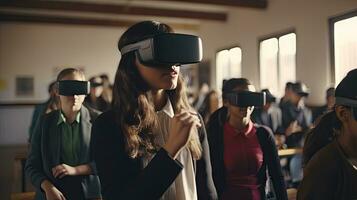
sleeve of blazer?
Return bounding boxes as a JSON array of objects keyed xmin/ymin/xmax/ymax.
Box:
[
  {"xmin": 259, "ymin": 127, "xmax": 288, "ymax": 200},
  {"xmin": 25, "ymin": 116, "xmax": 48, "ymax": 190},
  {"xmin": 196, "ymin": 114, "xmax": 218, "ymax": 200},
  {"xmin": 91, "ymin": 113, "xmax": 183, "ymax": 200}
]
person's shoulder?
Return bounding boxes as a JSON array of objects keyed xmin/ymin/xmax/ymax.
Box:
[
  {"xmin": 94, "ymin": 110, "xmax": 116, "ymax": 126},
  {"xmin": 208, "ymin": 107, "xmax": 227, "ymax": 124},
  {"xmin": 255, "ymin": 124, "xmax": 274, "ymax": 137},
  {"xmin": 304, "ymin": 141, "xmax": 341, "ymax": 174}
]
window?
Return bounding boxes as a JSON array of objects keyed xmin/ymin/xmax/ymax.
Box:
[
  {"xmin": 259, "ymin": 32, "xmax": 296, "ymax": 97},
  {"xmin": 216, "ymin": 47, "xmax": 242, "ymax": 92},
  {"xmin": 330, "ymin": 10, "xmax": 357, "ymax": 85}
]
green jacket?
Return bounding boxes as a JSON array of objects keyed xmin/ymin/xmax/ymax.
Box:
[{"xmin": 25, "ymin": 106, "xmax": 102, "ymax": 199}]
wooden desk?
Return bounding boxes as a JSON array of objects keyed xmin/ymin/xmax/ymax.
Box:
[
  {"xmin": 11, "ymin": 192, "xmax": 35, "ymax": 200},
  {"xmin": 278, "ymin": 148, "xmax": 302, "ymax": 157},
  {"xmin": 13, "ymin": 153, "xmax": 27, "ymax": 192}
]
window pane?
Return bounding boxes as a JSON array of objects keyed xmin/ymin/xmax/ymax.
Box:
[
  {"xmin": 229, "ymin": 47, "xmax": 242, "ymax": 78},
  {"xmin": 334, "ymin": 16, "xmax": 357, "ymax": 85},
  {"xmin": 279, "ymin": 33, "xmax": 296, "ymax": 97},
  {"xmin": 260, "ymin": 38, "xmax": 279, "ymax": 95},
  {"xmin": 216, "ymin": 47, "xmax": 242, "ymax": 92}
]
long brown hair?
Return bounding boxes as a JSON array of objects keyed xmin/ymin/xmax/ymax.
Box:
[{"xmin": 113, "ymin": 21, "xmax": 202, "ymax": 159}]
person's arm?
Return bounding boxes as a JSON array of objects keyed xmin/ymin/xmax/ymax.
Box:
[
  {"xmin": 91, "ymin": 114, "xmax": 183, "ymax": 200},
  {"xmin": 297, "ymin": 156, "xmax": 336, "ymax": 200},
  {"xmin": 25, "ymin": 117, "xmax": 50, "ymax": 190},
  {"xmin": 195, "ymin": 115, "xmax": 218, "ymax": 200},
  {"xmin": 261, "ymin": 127, "xmax": 288, "ymax": 200}
]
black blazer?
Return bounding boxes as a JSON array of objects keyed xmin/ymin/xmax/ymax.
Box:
[
  {"xmin": 90, "ymin": 110, "xmax": 218, "ymax": 200},
  {"xmin": 206, "ymin": 107, "xmax": 288, "ymax": 200},
  {"xmin": 26, "ymin": 106, "xmax": 102, "ymax": 200}
]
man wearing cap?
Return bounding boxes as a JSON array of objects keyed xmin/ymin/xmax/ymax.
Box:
[{"xmin": 280, "ymin": 82, "xmax": 312, "ymax": 188}]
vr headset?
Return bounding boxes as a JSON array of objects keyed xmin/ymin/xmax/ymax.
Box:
[
  {"xmin": 335, "ymin": 97, "xmax": 357, "ymax": 120},
  {"xmin": 120, "ymin": 33, "xmax": 203, "ymax": 67},
  {"xmin": 58, "ymin": 80, "xmax": 90, "ymax": 96},
  {"xmin": 225, "ymin": 91, "xmax": 266, "ymax": 107}
]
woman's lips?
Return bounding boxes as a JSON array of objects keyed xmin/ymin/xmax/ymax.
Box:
[{"xmin": 163, "ymin": 69, "xmax": 178, "ymax": 77}]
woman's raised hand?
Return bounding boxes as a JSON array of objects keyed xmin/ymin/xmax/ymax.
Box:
[{"xmin": 164, "ymin": 111, "xmax": 201, "ymax": 159}]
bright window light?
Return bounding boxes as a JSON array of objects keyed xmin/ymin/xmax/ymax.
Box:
[{"xmin": 334, "ymin": 16, "xmax": 357, "ymax": 85}]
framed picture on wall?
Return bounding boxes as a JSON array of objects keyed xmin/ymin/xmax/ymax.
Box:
[{"xmin": 16, "ymin": 76, "xmax": 34, "ymax": 96}]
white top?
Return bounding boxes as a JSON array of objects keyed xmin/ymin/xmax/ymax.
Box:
[{"xmin": 143, "ymin": 97, "xmax": 198, "ymax": 200}]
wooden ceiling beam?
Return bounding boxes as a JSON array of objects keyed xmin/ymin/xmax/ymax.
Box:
[
  {"xmin": 0, "ymin": 13, "xmax": 200, "ymax": 30},
  {"xmin": 0, "ymin": 0, "xmax": 227, "ymax": 21},
  {"xmin": 153, "ymin": 0, "xmax": 267, "ymax": 8}
]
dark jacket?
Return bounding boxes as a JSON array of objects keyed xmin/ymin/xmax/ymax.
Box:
[
  {"xmin": 90, "ymin": 110, "xmax": 218, "ymax": 200},
  {"xmin": 25, "ymin": 106, "xmax": 102, "ymax": 200},
  {"xmin": 297, "ymin": 140, "xmax": 357, "ymax": 200},
  {"xmin": 206, "ymin": 107, "xmax": 288, "ymax": 200}
]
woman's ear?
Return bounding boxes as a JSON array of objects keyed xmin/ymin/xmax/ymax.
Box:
[{"xmin": 335, "ymin": 105, "xmax": 350, "ymax": 122}]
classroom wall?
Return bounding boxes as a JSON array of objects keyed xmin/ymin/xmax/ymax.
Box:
[
  {"xmin": 1, "ymin": 0, "xmax": 357, "ymax": 146},
  {"xmin": 198, "ymin": 0, "xmax": 357, "ymax": 105}
]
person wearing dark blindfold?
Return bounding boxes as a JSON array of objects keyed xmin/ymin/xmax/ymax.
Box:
[
  {"xmin": 206, "ymin": 78, "xmax": 287, "ymax": 200},
  {"xmin": 297, "ymin": 68, "xmax": 357, "ymax": 200},
  {"xmin": 26, "ymin": 68, "xmax": 102, "ymax": 200},
  {"xmin": 84, "ymin": 76, "xmax": 110, "ymax": 112},
  {"xmin": 90, "ymin": 21, "xmax": 217, "ymax": 200}
]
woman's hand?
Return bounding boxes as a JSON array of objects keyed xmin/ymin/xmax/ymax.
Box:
[
  {"xmin": 41, "ymin": 180, "xmax": 66, "ymax": 200},
  {"xmin": 52, "ymin": 164, "xmax": 77, "ymax": 179},
  {"xmin": 164, "ymin": 111, "xmax": 201, "ymax": 159}
]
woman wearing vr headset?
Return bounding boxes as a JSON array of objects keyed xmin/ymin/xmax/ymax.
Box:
[
  {"xmin": 91, "ymin": 21, "xmax": 217, "ymax": 200},
  {"xmin": 206, "ymin": 78, "xmax": 288, "ymax": 200},
  {"xmin": 297, "ymin": 69, "xmax": 357, "ymax": 200},
  {"xmin": 26, "ymin": 68, "xmax": 102, "ymax": 200}
]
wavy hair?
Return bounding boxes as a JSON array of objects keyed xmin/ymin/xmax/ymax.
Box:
[{"xmin": 112, "ymin": 21, "xmax": 202, "ymax": 159}]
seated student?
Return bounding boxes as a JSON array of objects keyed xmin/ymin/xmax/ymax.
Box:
[
  {"xmin": 297, "ymin": 69, "xmax": 357, "ymax": 200},
  {"xmin": 206, "ymin": 78, "xmax": 287, "ymax": 200},
  {"xmin": 91, "ymin": 21, "xmax": 217, "ymax": 200},
  {"xmin": 26, "ymin": 68, "xmax": 102, "ymax": 200}
]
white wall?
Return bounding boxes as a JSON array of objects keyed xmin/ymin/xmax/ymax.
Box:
[
  {"xmin": 0, "ymin": 23, "xmax": 124, "ymax": 102},
  {"xmin": 1, "ymin": 0, "xmax": 356, "ymax": 144},
  {"xmin": 0, "ymin": 22, "xmax": 196, "ymax": 145},
  {"xmin": 198, "ymin": 0, "xmax": 357, "ymax": 105}
]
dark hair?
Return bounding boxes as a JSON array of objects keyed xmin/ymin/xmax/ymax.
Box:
[
  {"xmin": 285, "ymin": 82, "xmax": 293, "ymax": 90},
  {"xmin": 303, "ymin": 111, "xmax": 342, "ymax": 166},
  {"xmin": 113, "ymin": 21, "xmax": 201, "ymax": 159},
  {"xmin": 303, "ymin": 69, "xmax": 357, "ymax": 166},
  {"xmin": 48, "ymin": 81, "xmax": 57, "ymax": 93},
  {"xmin": 222, "ymin": 78, "xmax": 251, "ymax": 99}
]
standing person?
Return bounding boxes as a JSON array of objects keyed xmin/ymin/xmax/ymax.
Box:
[
  {"xmin": 207, "ymin": 78, "xmax": 287, "ymax": 200},
  {"xmin": 84, "ymin": 76, "xmax": 108, "ymax": 112},
  {"xmin": 91, "ymin": 21, "xmax": 217, "ymax": 200},
  {"xmin": 99, "ymin": 73, "xmax": 112, "ymax": 110},
  {"xmin": 297, "ymin": 69, "xmax": 357, "ymax": 200},
  {"xmin": 29, "ymin": 81, "xmax": 60, "ymax": 143},
  {"xmin": 312, "ymin": 87, "xmax": 335, "ymax": 123},
  {"xmin": 279, "ymin": 82, "xmax": 294, "ymax": 109},
  {"xmin": 26, "ymin": 68, "xmax": 102, "ymax": 200},
  {"xmin": 198, "ymin": 90, "xmax": 220, "ymax": 125}
]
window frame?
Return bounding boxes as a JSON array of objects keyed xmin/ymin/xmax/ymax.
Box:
[
  {"xmin": 257, "ymin": 28, "xmax": 296, "ymax": 95},
  {"xmin": 215, "ymin": 44, "xmax": 242, "ymax": 90},
  {"xmin": 329, "ymin": 9, "xmax": 357, "ymax": 84}
]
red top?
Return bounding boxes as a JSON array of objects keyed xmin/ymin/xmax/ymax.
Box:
[{"xmin": 222, "ymin": 121, "xmax": 263, "ymax": 200}]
